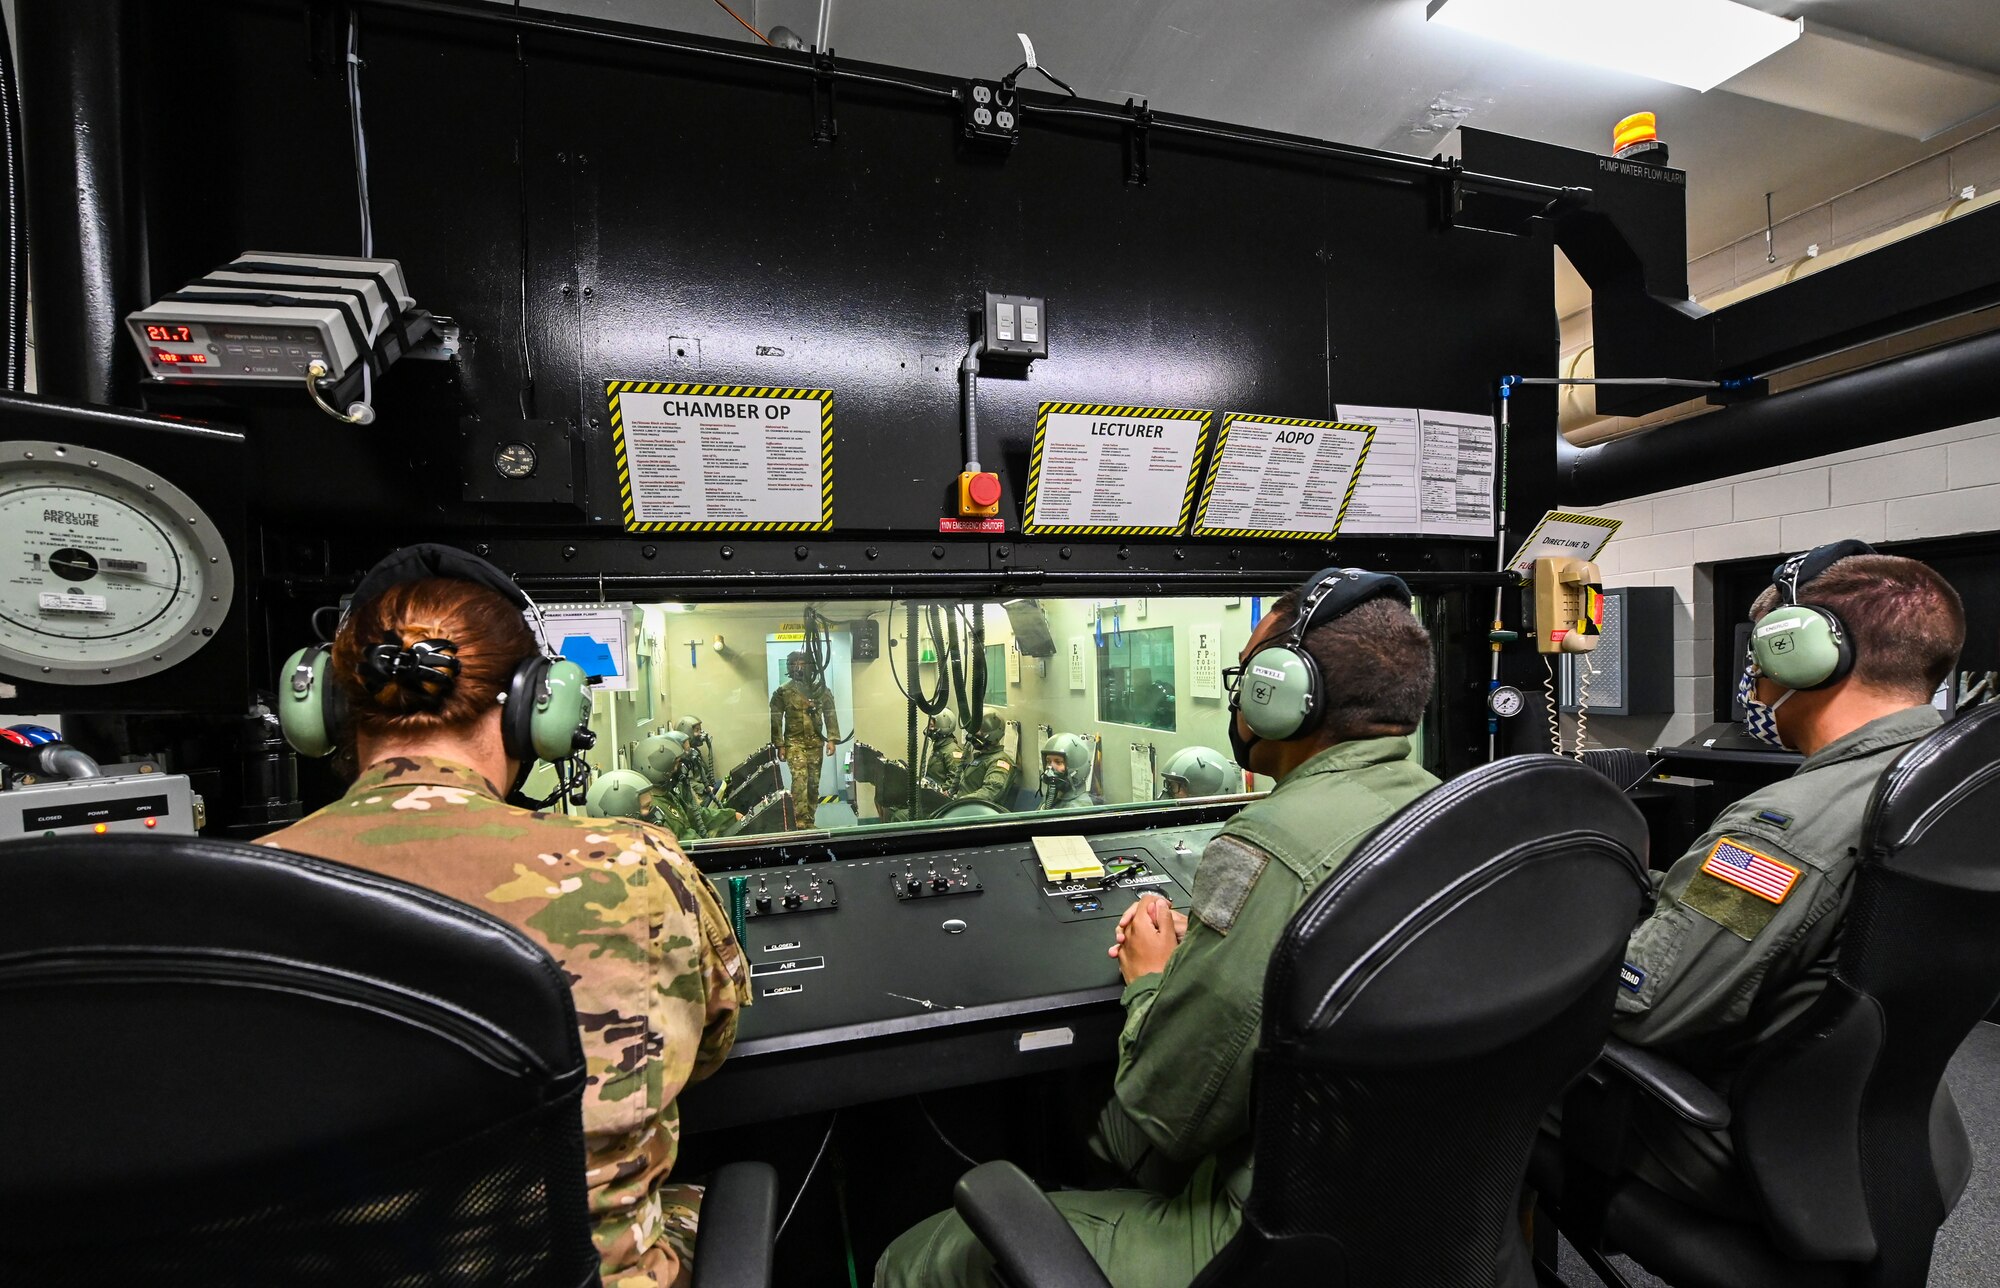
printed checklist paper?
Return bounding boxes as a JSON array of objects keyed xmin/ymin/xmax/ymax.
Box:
[{"xmin": 1336, "ymin": 404, "xmax": 1497, "ymax": 538}]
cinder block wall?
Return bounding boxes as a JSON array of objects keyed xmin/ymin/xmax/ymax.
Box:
[{"xmin": 1569, "ymin": 415, "xmax": 2000, "ymax": 752}]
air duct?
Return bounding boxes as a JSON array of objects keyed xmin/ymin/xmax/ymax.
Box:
[{"xmin": 1559, "ymin": 326, "xmax": 2000, "ymax": 505}]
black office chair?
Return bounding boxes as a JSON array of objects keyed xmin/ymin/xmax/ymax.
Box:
[
  {"xmin": 952, "ymin": 754, "xmax": 1653, "ymax": 1287},
  {"xmin": 0, "ymin": 834, "xmax": 775, "ymax": 1287},
  {"xmin": 1540, "ymin": 701, "xmax": 2000, "ymax": 1288}
]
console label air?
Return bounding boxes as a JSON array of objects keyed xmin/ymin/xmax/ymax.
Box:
[
  {"xmin": 1022, "ymin": 402, "xmax": 1213, "ymax": 536},
  {"xmin": 607, "ymin": 381, "xmax": 833, "ymax": 532}
]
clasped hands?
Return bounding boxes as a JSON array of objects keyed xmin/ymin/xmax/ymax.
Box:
[{"xmin": 1108, "ymin": 892, "xmax": 1188, "ymax": 984}]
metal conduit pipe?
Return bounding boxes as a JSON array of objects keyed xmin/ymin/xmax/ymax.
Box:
[
  {"xmin": 1558, "ymin": 326, "xmax": 2000, "ymax": 506},
  {"xmin": 16, "ymin": 0, "xmax": 148, "ymax": 405}
]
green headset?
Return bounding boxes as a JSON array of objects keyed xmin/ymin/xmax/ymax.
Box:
[
  {"xmin": 278, "ymin": 544, "xmax": 595, "ymax": 769},
  {"xmin": 1235, "ymin": 568, "xmax": 1413, "ymax": 742},
  {"xmin": 1750, "ymin": 539, "xmax": 1873, "ymax": 691}
]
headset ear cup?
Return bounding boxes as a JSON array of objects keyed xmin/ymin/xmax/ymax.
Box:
[
  {"xmin": 278, "ymin": 645, "xmax": 337, "ymax": 758},
  {"xmin": 532, "ymin": 658, "xmax": 592, "ymax": 761},
  {"xmin": 1752, "ymin": 605, "xmax": 1849, "ymax": 690},
  {"xmin": 1239, "ymin": 645, "xmax": 1321, "ymax": 741},
  {"xmin": 502, "ymin": 657, "xmax": 544, "ymax": 765}
]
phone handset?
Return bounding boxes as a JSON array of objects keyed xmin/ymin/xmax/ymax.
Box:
[{"xmin": 1533, "ymin": 556, "xmax": 1604, "ymax": 759}]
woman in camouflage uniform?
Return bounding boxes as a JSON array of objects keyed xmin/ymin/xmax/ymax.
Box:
[{"xmin": 260, "ymin": 569, "xmax": 751, "ymax": 1288}]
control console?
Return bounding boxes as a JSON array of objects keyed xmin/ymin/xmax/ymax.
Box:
[{"xmin": 683, "ymin": 818, "xmax": 1221, "ymax": 1128}]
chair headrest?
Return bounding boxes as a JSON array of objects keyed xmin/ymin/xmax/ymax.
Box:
[
  {"xmin": 0, "ymin": 833, "xmax": 583, "ymax": 1075},
  {"xmin": 1265, "ymin": 755, "xmax": 1651, "ymax": 1066},
  {"xmin": 1863, "ymin": 703, "xmax": 2000, "ymax": 892}
]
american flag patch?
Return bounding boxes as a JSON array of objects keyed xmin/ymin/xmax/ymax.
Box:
[{"xmin": 1701, "ymin": 837, "xmax": 1800, "ymax": 904}]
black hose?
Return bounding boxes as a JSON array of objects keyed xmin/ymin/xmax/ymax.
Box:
[
  {"xmin": 0, "ymin": 9, "xmax": 27, "ymax": 391},
  {"xmin": 945, "ymin": 606, "xmax": 970, "ymax": 725},
  {"xmin": 904, "ymin": 600, "xmax": 919, "ymax": 807},
  {"xmin": 965, "ymin": 604, "xmax": 986, "ymax": 735},
  {"xmin": 801, "ymin": 605, "xmax": 834, "ymax": 683},
  {"xmin": 911, "ymin": 605, "xmax": 952, "ymax": 717}
]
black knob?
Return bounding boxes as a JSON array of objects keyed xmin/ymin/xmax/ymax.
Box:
[
  {"xmin": 755, "ymin": 896, "xmax": 772, "ymax": 913},
  {"xmin": 931, "ymin": 876, "xmax": 948, "ymax": 891}
]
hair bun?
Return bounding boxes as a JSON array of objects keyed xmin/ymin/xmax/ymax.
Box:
[{"xmin": 358, "ymin": 634, "xmax": 462, "ymax": 711}]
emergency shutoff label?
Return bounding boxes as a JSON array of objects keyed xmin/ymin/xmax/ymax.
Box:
[
  {"xmin": 1022, "ymin": 403, "xmax": 1212, "ymax": 536},
  {"xmin": 607, "ymin": 381, "xmax": 833, "ymax": 532}
]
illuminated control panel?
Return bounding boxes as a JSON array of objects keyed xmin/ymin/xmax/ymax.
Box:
[
  {"xmin": 1, "ymin": 770, "xmax": 199, "ymax": 840},
  {"xmin": 135, "ymin": 320, "xmax": 332, "ymax": 381}
]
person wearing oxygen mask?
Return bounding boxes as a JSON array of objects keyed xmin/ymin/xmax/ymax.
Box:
[
  {"xmin": 659, "ymin": 730, "xmax": 741, "ymax": 839},
  {"xmin": 949, "ymin": 711, "xmax": 1019, "ymax": 813},
  {"xmin": 884, "ymin": 710, "xmax": 967, "ymax": 824},
  {"xmin": 1037, "ymin": 731, "xmax": 1096, "ymax": 810},
  {"xmin": 1158, "ymin": 745, "xmax": 1237, "ymax": 800},
  {"xmin": 877, "ymin": 570, "xmax": 1436, "ymax": 1288},
  {"xmin": 920, "ymin": 708, "xmax": 967, "ymax": 789},
  {"xmin": 260, "ymin": 544, "xmax": 751, "ymax": 1288},
  {"xmin": 1579, "ymin": 541, "xmax": 1966, "ymax": 1215},
  {"xmin": 671, "ymin": 715, "xmax": 718, "ymax": 786},
  {"xmin": 770, "ymin": 650, "xmax": 840, "ymax": 828}
]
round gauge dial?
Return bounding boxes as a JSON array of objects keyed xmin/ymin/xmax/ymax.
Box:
[
  {"xmin": 1488, "ymin": 685, "xmax": 1526, "ymax": 719},
  {"xmin": 0, "ymin": 440, "xmax": 234, "ymax": 685},
  {"xmin": 493, "ymin": 441, "xmax": 539, "ymax": 479}
]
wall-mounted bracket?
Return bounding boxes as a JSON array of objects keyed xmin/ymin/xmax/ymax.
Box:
[
  {"xmin": 1124, "ymin": 97, "xmax": 1152, "ymax": 186},
  {"xmin": 811, "ymin": 50, "xmax": 839, "ymax": 144},
  {"xmin": 1432, "ymin": 155, "xmax": 1465, "ymax": 230}
]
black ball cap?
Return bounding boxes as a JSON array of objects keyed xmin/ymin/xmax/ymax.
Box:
[{"xmin": 351, "ymin": 543, "xmax": 531, "ymax": 612}]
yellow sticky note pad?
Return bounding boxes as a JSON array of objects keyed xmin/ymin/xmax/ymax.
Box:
[{"xmin": 1034, "ymin": 835, "xmax": 1104, "ymax": 881}]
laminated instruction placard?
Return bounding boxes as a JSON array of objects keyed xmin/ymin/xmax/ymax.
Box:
[
  {"xmin": 607, "ymin": 380, "xmax": 833, "ymax": 532},
  {"xmin": 1191, "ymin": 414, "xmax": 1375, "ymax": 540},
  {"xmin": 1334, "ymin": 404, "xmax": 1498, "ymax": 538},
  {"xmin": 1022, "ymin": 402, "xmax": 1212, "ymax": 536},
  {"xmin": 1505, "ymin": 510, "xmax": 1623, "ymax": 579}
]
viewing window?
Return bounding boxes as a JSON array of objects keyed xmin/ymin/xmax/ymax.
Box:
[
  {"xmin": 1098, "ymin": 624, "xmax": 1176, "ymax": 732},
  {"xmin": 528, "ymin": 593, "xmax": 1426, "ymax": 846}
]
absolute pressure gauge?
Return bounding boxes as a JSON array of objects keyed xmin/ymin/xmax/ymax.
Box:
[
  {"xmin": 493, "ymin": 441, "xmax": 538, "ymax": 480},
  {"xmin": 1488, "ymin": 685, "xmax": 1525, "ymax": 719},
  {"xmin": 0, "ymin": 441, "xmax": 235, "ymax": 685}
]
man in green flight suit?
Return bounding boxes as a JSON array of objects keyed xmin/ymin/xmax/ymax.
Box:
[
  {"xmin": 882, "ymin": 710, "xmax": 967, "ymax": 824},
  {"xmin": 921, "ymin": 708, "xmax": 967, "ymax": 789},
  {"xmin": 631, "ymin": 730, "xmax": 739, "ymax": 840},
  {"xmin": 1587, "ymin": 545, "xmax": 1968, "ymax": 1213},
  {"xmin": 877, "ymin": 571, "xmax": 1438, "ymax": 1286},
  {"xmin": 947, "ymin": 711, "xmax": 1018, "ymax": 814},
  {"xmin": 770, "ymin": 650, "xmax": 839, "ymax": 828}
]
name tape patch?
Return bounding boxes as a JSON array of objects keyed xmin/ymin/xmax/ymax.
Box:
[
  {"xmin": 1700, "ymin": 837, "xmax": 1800, "ymax": 905},
  {"xmin": 1250, "ymin": 664, "xmax": 1287, "ymax": 682},
  {"xmin": 1619, "ymin": 962, "xmax": 1645, "ymax": 993}
]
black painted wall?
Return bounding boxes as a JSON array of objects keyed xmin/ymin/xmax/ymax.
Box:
[{"xmin": 76, "ymin": 0, "xmax": 1578, "ymax": 770}]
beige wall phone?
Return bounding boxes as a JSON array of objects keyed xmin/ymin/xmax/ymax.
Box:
[{"xmin": 1533, "ymin": 556, "xmax": 1603, "ymax": 757}]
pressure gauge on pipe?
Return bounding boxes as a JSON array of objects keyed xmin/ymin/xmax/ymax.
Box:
[
  {"xmin": 1487, "ymin": 685, "xmax": 1525, "ymax": 719},
  {"xmin": 0, "ymin": 441, "xmax": 235, "ymax": 685}
]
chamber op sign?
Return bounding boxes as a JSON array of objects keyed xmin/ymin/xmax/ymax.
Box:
[{"xmin": 607, "ymin": 381, "xmax": 833, "ymax": 532}]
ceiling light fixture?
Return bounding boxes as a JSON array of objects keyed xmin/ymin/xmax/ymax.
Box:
[{"xmin": 1426, "ymin": 0, "xmax": 1803, "ymax": 93}]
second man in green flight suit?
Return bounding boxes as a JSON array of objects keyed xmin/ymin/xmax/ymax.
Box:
[{"xmin": 877, "ymin": 573, "xmax": 1439, "ymax": 1286}]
